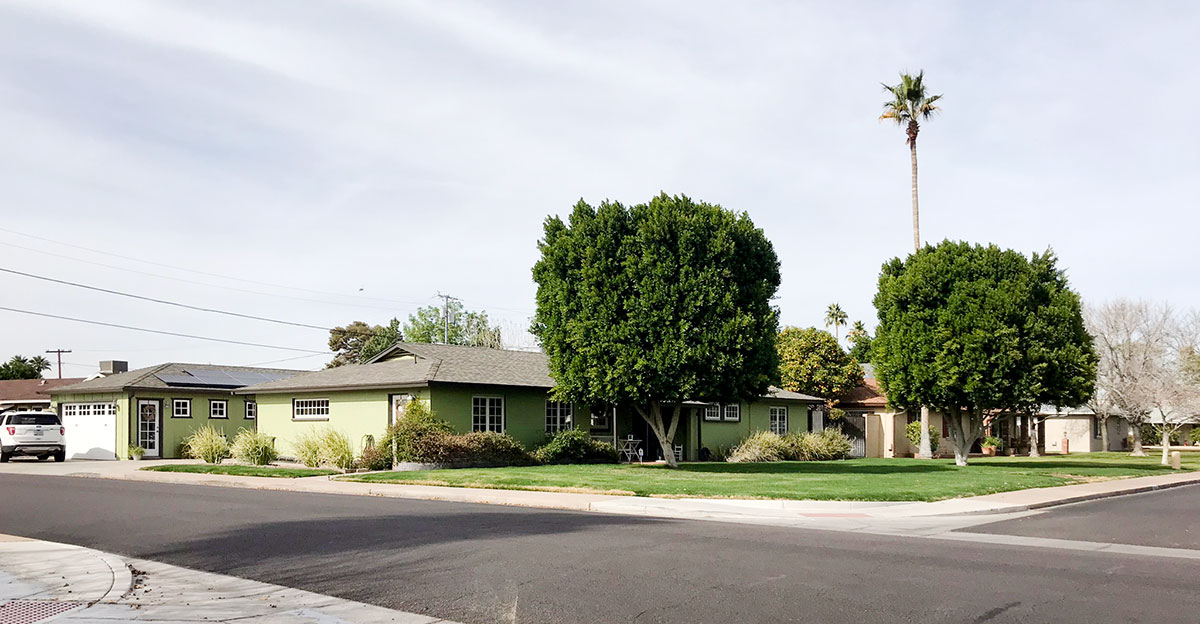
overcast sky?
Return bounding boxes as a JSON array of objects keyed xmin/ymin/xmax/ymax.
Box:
[{"xmin": 1, "ymin": 0, "xmax": 1197, "ymax": 376}]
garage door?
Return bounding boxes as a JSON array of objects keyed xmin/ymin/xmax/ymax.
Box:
[{"xmin": 60, "ymin": 403, "xmax": 118, "ymax": 460}]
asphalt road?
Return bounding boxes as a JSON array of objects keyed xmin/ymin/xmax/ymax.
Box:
[
  {"xmin": 1, "ymin": 474, "xmax": 1197, "ymax": 624},
  {"xmin": 970, "ymin": 483, "xmax": 1200, "ymax": 550}
]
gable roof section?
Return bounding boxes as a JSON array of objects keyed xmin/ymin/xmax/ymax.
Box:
[
  {"xmin": 837, "ymin": 377, "xmax": 889, "ymax": 409},
  {"xmin": 0, "ymin": 378, "xmax": 86, "ymax": 403},
  {"xmin": 50, "ymin": 363, "xmax": 307, "ymax": 395}
]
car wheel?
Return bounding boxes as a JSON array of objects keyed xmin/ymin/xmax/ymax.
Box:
[
  {"xmin": 54, "ymin": 451, "xmax": 66, "ymax": 463},
  {"xmin": 38, "ymin": 454, "xmax": 49, "ymax": 461},
  {"xmin": 0, "ymin": 452, "xmax": 9, "ymax": 463}
]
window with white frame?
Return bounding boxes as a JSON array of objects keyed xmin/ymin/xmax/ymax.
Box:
[
  {"xmin": 172, "ymin": 399, "xmax": 191, "ymax": 418},
  {"xmin": 590, "ymin": 406, "xmax": 612, "ymax": 431},
  {"xmin": 293, "ymin": 398, "xmax": 330, "ymax": 420},
  {"xmin": 210, "ymin": 399, "xmax": 228, "ymax": 419},
  {"xmin": 245, "ymin": 401, "xmax": 256, "ymax": 420},
  {"xmin": 704, "ymin": 404, "xmax": 722, "ymax": 421},
  {"xmin": 769, "ymin": 406, "xmax": 788, "ymax": 434},
  {"xmin": 723, "ymin": 403, "xmax": 741, "ymax": 422},
  {"xmin": 472, "ymin": 396, "xmax": 504, "ymax": 433},
  {"xmin": 60, "ymin": 403, "xmax": 117, "ymax": 419},
  {"xmin": 545, "ymin": 400, "xmax": 573, "ymax": 434}
]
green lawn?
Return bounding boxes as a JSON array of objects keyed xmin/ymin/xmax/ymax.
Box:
[
  {"xmin": 340, "ymin": 453, "xmax": 1199, "ymax": 501},
  {"xmin": 141, "ymin": 464, "xmax": 337, "ymax": 478}
]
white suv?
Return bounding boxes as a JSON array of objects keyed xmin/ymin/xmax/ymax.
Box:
[{"xmin": 1, "ymin": 411, "xmax": 66, "ymax": 462}]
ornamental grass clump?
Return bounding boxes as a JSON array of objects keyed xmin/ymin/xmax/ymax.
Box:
[
  {"xmin": 785, "ymin": 428, "xmax": 853, "ymax": 461},
  {"xmin": 727, "ymin": 431, "xmax": 788, "ymax": 463},
  {"xmin": 292, "ymin": 430, "xmax": 324, "ymax": 468},
  {"xmin": 184, "ymin": 424, "xmax": 231, "ymax": 464},
  {"xmin": 318, "ymin": 428, "xmax": 356, "ymax": 471},
  {"xmin": 230, "ymin": 428, "xmax": 278, "ymax": 466}
]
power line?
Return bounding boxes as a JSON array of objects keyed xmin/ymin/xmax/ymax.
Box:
[
  {"xmin": 0, "ymin": 306, "xmax": 327, "ymax": 354},
  {"xmin": 0, "ymin": 226, "xmax": 430, "ymax": 307},
  {"xmin": 241, "ymin": 353, "xmax": 330, "ymax": 367}
]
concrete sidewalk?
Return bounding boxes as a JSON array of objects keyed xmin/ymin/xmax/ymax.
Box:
[
  {"xmin": 0, "ymin": 533, "xmax": 458, "ymax": 623},
  {"xmin": 8, "ymin": 457, "xmax": 1200, "ymax": 527}
]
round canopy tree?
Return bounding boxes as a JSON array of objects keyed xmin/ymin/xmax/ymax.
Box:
[
  {"xmin": 776, "ymin": 327, "xmax": 864, "ymax": 401},
  {"xmin": 531, "ymin": 194, "xmax": 781, "ymax": 467},
  {"xmin": 872, "ymin": 241, "xmax": 1096, "ymax": 466}
]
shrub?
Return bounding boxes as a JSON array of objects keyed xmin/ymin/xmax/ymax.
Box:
[
  {"xmin": 292, "ymin": 430, "xmax": 324, "ymax": 468},
  {"xmin": 905, "ymin": 420, "xmax": 941, "ymax": 453},
  {"xmin": 783, "ymin": 428, "xmax": 854, "ymax": 461},
  {"xmin": 355, "ymin": 444, "xmax": 391, "ymax": 471},
  {"xmin": 412, "ymin": 431, "xmax": 535, "ymax": 466},
  {"xmin": 378, "ymin": 400, "xmax": 454, "ymax": 465},
  {"xmin": 128, "ymin": 445, "xmax": 145, "ymax": 459},
  {"xmin": 185, "ymin": 425, "xmax": 231, "ymax": 464},
  {"xmin": 1190, "ymin": 427, "xmax": 1200, "ymax": 445},
  {"xmin": 534, "ymin": 428, "xmax": 619, "ymax": 464},
  {"xmin": 1140, "ymin": 423, "xmax": 1182, "ymax": 446},
  {"xmin": 318, "ymin": 429, "xmax": 356, "ymax": 471},
  {"xmin": 230, "ymin": 429, "xmax": 278, "ymax": 466},
  {"xmin": 728, "ymin": 431, "xmax": 788, "ymax": 463},
  {"xmin": 981, "ymin": 436, "xmax": 1003, "ymax": 449}
]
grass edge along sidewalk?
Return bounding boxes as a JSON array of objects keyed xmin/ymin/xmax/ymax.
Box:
[
  {"xmin": 339, "ymin": 453, "xmax": 1200, "ymax": 502},
  {"xmin": 142, "ymin": 464, "xmax": 337, "ymax": 478}
]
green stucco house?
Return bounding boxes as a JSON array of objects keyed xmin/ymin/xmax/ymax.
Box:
[
  {"xmin": 50, "ymin": 362, "xmax": 303, "ymax": 459},
  {"xmin": 238, "ymin": 342, "xmax": 823, "ymax": 462}
]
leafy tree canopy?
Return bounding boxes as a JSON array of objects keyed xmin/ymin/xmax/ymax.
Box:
[
  {"xmin": 872, "ymin": 241, "xmax": 1096, "ymax": 464},
  {"xmin": 327, "ymin": 319, "xmax": 402, "ymax": 368},
  {"xmin": 402, "ymin": 301, "xmax": 502, "ymax": 349},
  {"xmin": 531, "ymin": 194, "xmax": 780, "ymax": 465},
  {"xmin": 847, "ymin": 321, "xmax": 874, "ymax": 363},
  {"xmin": 0, "ymin": 355, "xmax": 51, "ymax": 380},
  {"xmin": 776, "ymin": 327, "xmax": 864, "ymax": 401}
]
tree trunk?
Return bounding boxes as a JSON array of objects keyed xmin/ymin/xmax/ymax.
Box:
[
  {"xmin": 635, "ymin": 401, "xmax": 682, "ymax": 468},
  {"xmin": 1099, "ymin": 415, "xmax": 1109, "ymax": 452},
  {"xmin": 909, "ymin": 129, "xmax": 920, "ymax": 252},
  {"xmin": 917, "ymin": 406, "xmax": 933, "ymax": 459},
  {"xmin": 942, "ymin": 408, "xmax": 982, "ymax": 467},
  {"xmin": 1161, "ymin": 427, "xmax": 1171, "ymax": 465},
  {"xmin": 1130, "ymin": 424, "xmax": 1146, "ymax": 456},
  {"xmin": 1028, "ymin": 415, "xmax": 1040, "ymax": 458}
]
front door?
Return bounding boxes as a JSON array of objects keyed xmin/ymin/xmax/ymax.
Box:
[{"xmin": 137, "ymin": 400, "xmax": 160, "ymax": 458}]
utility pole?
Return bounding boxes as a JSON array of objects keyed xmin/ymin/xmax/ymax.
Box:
[
  {"xmin": 435, "ymin": 293, "xmax": 459, "ymax": 344},
  {"xmin": 45, "ymin": 349, "xmax": 71, "ymax": 379}
]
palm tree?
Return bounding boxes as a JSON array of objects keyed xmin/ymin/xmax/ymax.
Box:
[
  {"xmin": 847, "ymin": 321, "xmax": 867, "ymax": 343},
  {"xmin": 824, "ymin": 303, "xmax": 848, "ymax": 342},
  {"xmin": 880, "ymin": 71, "xmax": 942, "ymax": 252}
]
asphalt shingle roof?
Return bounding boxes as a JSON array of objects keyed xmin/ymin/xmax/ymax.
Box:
[
  {"xmin": 0, "ymin": 378, "xmax": 86, "ymax": 402},
  {"xmin": 49, "ymin": 363, "xmax": 307, "ymax": 395}
]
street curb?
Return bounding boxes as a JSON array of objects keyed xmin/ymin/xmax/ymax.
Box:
[{"xmin": 929, "ymin": 476, "xmax": 1200, "ymax": 517}]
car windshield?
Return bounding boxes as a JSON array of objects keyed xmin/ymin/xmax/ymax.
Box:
[{"xmin": 7, "ymin": 414, "xmax": 60, "ymax": 426}]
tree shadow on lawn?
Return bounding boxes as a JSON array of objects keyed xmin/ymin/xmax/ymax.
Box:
[
  {"xmin": 660, "ymin": 462, "xmax": 957, "ymax": 475},
  {"xmin": 965, "ymin": 459, "xmax": 1177, "ymax": 472}
]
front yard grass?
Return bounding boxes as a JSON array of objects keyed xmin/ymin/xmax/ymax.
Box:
[
  {"xmin": 340, "ymin": 452, "xmax": 1200, "ymax": 501},
  {"xmin": 141, "ymin": 464, "xmax": 337, "ymax": 478}
]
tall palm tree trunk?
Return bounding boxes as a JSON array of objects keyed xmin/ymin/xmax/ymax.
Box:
[{"xmin": 909, "ymin": 125, "xmax": 932, "ymax": 459}]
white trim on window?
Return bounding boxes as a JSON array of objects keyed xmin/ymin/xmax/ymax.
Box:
[
  {"xmin": 472, "ymin": 396, "xmax": 504, "ymax": 433},
  {"xmin": 769, "ymin": 406, "xmax": 788, "ymax": 435},
  {"xmin": 545, "ymin": 400, "xmax": 573, "ymax": 434},
  {"xmin": 245, "ymin": 401, "xmax": 257, "ymax": 420},
  {"xmin": 293, "ymin": 398, "xmax": 330, "ymax": 421},
  {"xmin": 723, "ymin": 403, "xmax": 741, "ymax": 422},
  {"xmin": 704, "ymin": 404, "xmax": 722, "ymax": 421},
  {"xmin": 209, "ymin": 399, "xmax": 228, "ymax": 419},
  {"xmin": 172, "ymin": 398, "xmax": 191, "ymax": 418}
]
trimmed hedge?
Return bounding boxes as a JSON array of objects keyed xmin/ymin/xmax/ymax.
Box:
[
  {"xmin": 534, "ymin": 428, "xmax": 619, "ymax": 464},
  {"xmin": 412, "ymin": 431, "xmax": 536, "ymax": 467}
]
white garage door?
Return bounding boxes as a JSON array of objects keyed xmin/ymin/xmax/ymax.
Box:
[{"xmin": 60, "ymin": 403, "xmax": 118, "ymax": 460}]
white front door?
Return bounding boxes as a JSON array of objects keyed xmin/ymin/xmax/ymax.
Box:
[{"xmin": 137, "ymin": 400, "xmax": 160, "ymax": 458}]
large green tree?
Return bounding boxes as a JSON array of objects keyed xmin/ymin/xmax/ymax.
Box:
[
  {"xmin": 532, "ymin": 194, "xmax": 780, "ymax": 467},
  {"xmin": 0, "ymin": 355, "xmax": 51, "ymax": 380},
  {"xmin": 776, "ymin": 327, "xmax": 864, "ymax": 401},
  {"xmin": 402, "ymin": 301, "xmax": 503, "ymax": 348},
  {"xmin": 872, "ymin": 241, "xmax": 1096, "ymax": 466},
  {"xmin": 847, "ymin": 321, "xmax": 874, "ymax": 363},
  {"xmin": 327, "ymin": 319, "xmax": 403, "ymax": 368}
]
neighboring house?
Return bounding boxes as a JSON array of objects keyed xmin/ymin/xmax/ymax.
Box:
[
  {"xmin": 50, "ymin": 362, "xmax": 304, "ymax": 460},
  {"xmin": 0, "ymin": 377, "xmax": 85, "ymax": 413},
  {"xmin": 836, "ymin": 365, "xmax": 1128, "ymax": 457},
  {"xmin": 238, "ymin": 342, "xmax": 824, "ymax": 462}
]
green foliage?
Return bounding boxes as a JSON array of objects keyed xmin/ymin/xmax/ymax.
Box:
[
  {"xmin": 230, "ymin": 429, "xmax": 278, "ymax": 466},
  {"xmin": 776, "ymin": 327, "xmax": 864, "ymax": 400},
  {"xmin": 727, "ymin": 431, "xmax": 789, "ymax": 463},
  {"xmin": 184, "ymin": 425, "xmax": 231, "ymax": 464},
  {"xmin": 531, "ymin": 193, "xmax": 781, "ymax": 410},
  {"xmin": 824, "ymin": 303, "xmax": 848, "ymax": 340},
  {"xmin": 128, "ymin": 445, "xmax": 145, "ymax": 459},
  {"xmin": 847, "ymin": 322, "xmax": 874, "ymax": 363},
  {"xmin": 403, "ymin": 301, "xmax": 502, "ymax": 348},
  {"xmin": 905, "ymin": 421, "xmax": 940, "ymax": 453},
  {"xmin": 411, "ymin": 432, "xmax": 535, "ymax": 466},
  {"xmin": 982, "ymin": 436, "xmax": 1003, "ymax": 449},
  {"xmin": 0, "ymin": 355, "xmax": 51, "ymax": 380},
  {"xmin": 1140, "ymin": 423, "xmax": 1182, "ymax": 446},
  {"xmin": 317, "ymin": 429, "xmax": 356, "ymax": 471},
  {"xmin": 872, "ymin": 241, "xmax": 1097, "ymax": 461},
  {"xmin": 534, "ymin": 428, "xmax": 619, "ymax": 464},
  {"xmin": 880, "ymin": 70, "xmax": 943, "ymax": 139},
  {"xmin": 327, "ymin": 319, "xmax": 402, "ymax": 368},
  {"xmin": 355, "ymin": 445, "xmax": 392, "ymax": 471},
  {"xmin": 292, "ymin": 431, "xmax": 324, "ymax": 468},
  {"xmin": 377, "ymin": 399, "xmax": 454, "ymax": 464},
  {"xmin": 1190, "ymin": 428, "xmax": 1200, "ymax": 445},
  {"xmin": 785, "ymin": 429, "xmax": 854, "ymax": 461}
]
